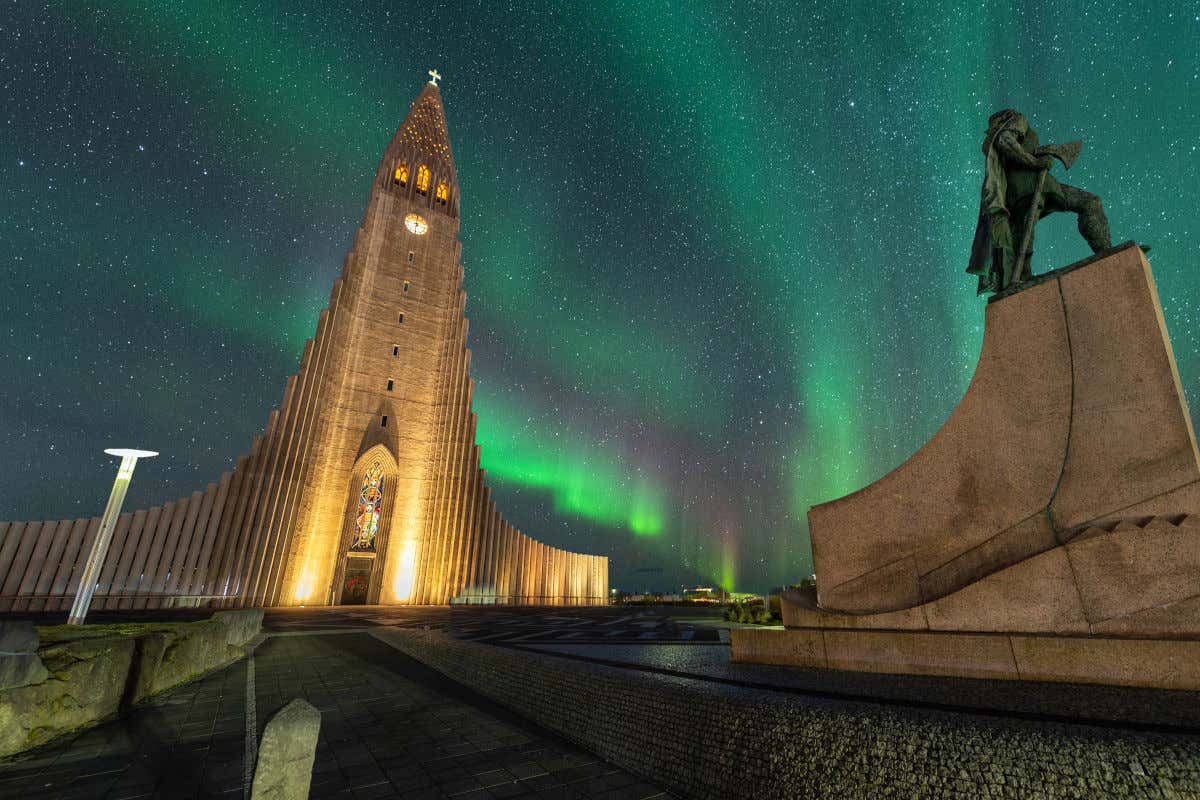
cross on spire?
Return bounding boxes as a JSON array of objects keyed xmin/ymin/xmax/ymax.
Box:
[{"xmin": 427, "ymin": 69, "xmax": 442, "ymax": 87}]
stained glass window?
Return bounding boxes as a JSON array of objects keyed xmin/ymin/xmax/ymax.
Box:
[
  {"xmin": 416, "ymin": 164, "xmax": 430, "ymax": 194},
  {"xmin": 351, "ymin": 461, "xmax": 384, "ymax": 551}
]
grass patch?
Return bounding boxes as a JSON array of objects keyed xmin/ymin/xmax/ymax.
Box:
[{"xmin": 37, "ymin": 622, "xmax": 193, "ymax": 645}]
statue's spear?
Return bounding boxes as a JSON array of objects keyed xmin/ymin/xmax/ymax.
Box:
[{"xmin": 1012, "ymin": 140, "xmax": 1083, "ymax": 281}]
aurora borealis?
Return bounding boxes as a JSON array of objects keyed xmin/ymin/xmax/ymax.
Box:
[{"xmin": 3, "ymin": 2, "xmax": 1199, "ymax": 593}]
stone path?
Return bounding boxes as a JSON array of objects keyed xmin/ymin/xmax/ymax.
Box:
[{"xmin": 0, "ymin": 632, "xmax": 674, "ymax": 799}]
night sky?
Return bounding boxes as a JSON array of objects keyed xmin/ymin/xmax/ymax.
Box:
[{"xmin": 3, "ymin": 1, "xmax": 1199, "ymax": 593}]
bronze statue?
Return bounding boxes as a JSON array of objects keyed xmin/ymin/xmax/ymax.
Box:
[{"xmin": 966, "ymin": 109, "xmax": 1127, "ymax": 295}]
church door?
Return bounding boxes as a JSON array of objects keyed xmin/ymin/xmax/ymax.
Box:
[{"xmin": 340, "ymin": 555, "xmax": 374, "ymax": 605}]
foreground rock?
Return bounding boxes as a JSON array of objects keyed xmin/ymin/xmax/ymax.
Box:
[
  {"xmin": 251, "ymin": 699, "xmax": 321, "ymax": 800},
  {"xmin": 0, "ymin": 609, "xmax": 262, "ymax": 758},
  {"xmin": 0, "ymin": 621, "xmax": 49, "ymax": 691}
]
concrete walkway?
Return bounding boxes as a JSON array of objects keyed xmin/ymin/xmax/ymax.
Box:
[{"xmin": 0, "ymin": 632, "xmax": 673, "ymax": 799}]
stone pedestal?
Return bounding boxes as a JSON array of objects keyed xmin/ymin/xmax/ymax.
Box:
[{"xmin": 734, "ymin": 244, "xmax": 1200, "ymax": 689}]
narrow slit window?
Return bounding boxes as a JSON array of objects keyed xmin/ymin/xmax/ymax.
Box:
[
  {"xmin": 398, "ymin": 312, "xmax": 405, "ymax": 324},
  {"xmin": 403, "ymin": 280, "xmax": 410, "ymax": 293},
  {"xmin": 392, "ymin": 345, "xmax": 399, "ymax": 356},
  {"xmin": 407, "ymin": 251, "xmax": 414, "ymax": 263},
  {"xmin": 386, "ymin": 379, "xmax": 394, "ymax": 391},
  {"xmin": 416, "ymin": 164, "xmax": 430, "ymax": 195},
  {"xmin": 381, "ymin": 415, "xmax": 388, "ymax": 427}
]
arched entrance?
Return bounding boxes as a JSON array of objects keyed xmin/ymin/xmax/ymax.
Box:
[{"xmin": 331, "ymin": 446, "xmax": 397, "ymax": 605}]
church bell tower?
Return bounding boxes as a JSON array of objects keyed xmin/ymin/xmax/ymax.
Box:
[
  {"xmin": 0, "ymin": 73, "xmax": 608, "ymax": 613},
  {"xmin": 269, "ymin": 72, "xmax": 607, "ymax": 607}
]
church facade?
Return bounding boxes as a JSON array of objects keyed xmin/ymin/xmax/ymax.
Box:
[{"xmin": 0, "ymin": 78, "xmax": 608, "ymax": 610}]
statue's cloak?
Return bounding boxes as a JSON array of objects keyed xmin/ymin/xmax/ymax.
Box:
[{"xmin": 966, "ymin": 111, "xmax": 1028, "ymax": 295}]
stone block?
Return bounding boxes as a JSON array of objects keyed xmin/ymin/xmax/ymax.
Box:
[
  {"xmin": 923, "ymin": 547, "xmax": 1090, "ymax": 634},
  {"xmin": 212, "ymin": 608, "xmax": 264, "ymax": 646},
  {"xmin": 917, "ymin": 512, "xmax": 1057, "ymax": 603},
  {"xmin": 0, "ymin": 653, "xmax": 49, "ymax": 691},
  {"xmin": 0, "ymin": 620, "xmax": 39, "ymax": 653},
  {"xmin": 729, "ymin": 628, "xmax": 826, "ymax": 666},
  {"xmin": 0, "ymin": 621, "xmax": 48, "ymax": 691},
  {"xmin": 129, "ymin": 620, "xmax": 240, "ymax": 704},
  {"xmin": 1066, "ymin": 517, "xmax": 1200, "ymax": 624},
  {"xmin": 1090, "ymin": 593, "xmax": 1200, "ymax": 637},
  {"xmin": 0, "ymin": 635, "xmax": 135, "ymax": 758},
  {"xmin": 821, "ymin": 629, "xmax": 1020, "ymax": 681},
  {"xmin": 251, "ymin": 698, "xmax": 321, "ymax": 800},
  {"xmin": 1010, "ymin": 635, "xmax": 1200, "ymax": 690},
  {"xmin": 781, "ymin": 587, "xmax": 927, "ymax": 631}
]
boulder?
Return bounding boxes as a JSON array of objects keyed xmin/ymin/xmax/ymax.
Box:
[{"xmin": 0, "ymin": 635, "xmax": 135, "ymax": 758}]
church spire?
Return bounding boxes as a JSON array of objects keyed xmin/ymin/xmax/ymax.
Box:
[
  {"xmin": 388, "ymin": 75, "xmax": 454, "ymax": 178},
  {"xmin": 381, "ymin": 73, "xmax": 457, "ymax": 214}
]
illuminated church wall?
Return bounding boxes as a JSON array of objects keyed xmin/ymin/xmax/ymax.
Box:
[{"xmin": 0, "ymin": 79, "xmax": 608, "ymax": 611}]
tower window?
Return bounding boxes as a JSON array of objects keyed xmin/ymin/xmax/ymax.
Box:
[
  {"xmin": 407, "ymin": 251, "xmax": 414, "ymax": 263},
  {"xmin": 392, "ymin": 345, "xmax": 399, "ymax": 356},
  {"xmin": 381, "ymin": 415, "xmax": 388, "ymax": 427},
  {"xmin": 403, "ymin": 280, "xmax": 410, "ymax": 293},
  {"xmin": 416, "ymin": 164, "xmax": 430, "ymax": 195},
  {"xmin": 386, "ymin": 379, "xmax": 394, "ymax": 391},
  {"xmin": 436, "ymin": 182, "xmax": 449, "ymax": 205},
  {"xmin": 394, "ymin": 163, "xmax": 408, "ymax": 186},
  {"xmin": 398, "ymin": 312, "xmax": 405, "ymax": 324}
]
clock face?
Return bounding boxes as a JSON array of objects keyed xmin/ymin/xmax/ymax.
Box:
[{"xmin": 404, "ymin": 213, "xmax": 428, "ymax": 235}]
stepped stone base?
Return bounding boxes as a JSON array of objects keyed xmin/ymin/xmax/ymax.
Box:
[
  {"xmin": 738, "ymin": 244, "xmax": 1200, "ymax": 688},
  {"xmin": 730, "ymin": 627, "xmax": 1200, "ymax": 690}
]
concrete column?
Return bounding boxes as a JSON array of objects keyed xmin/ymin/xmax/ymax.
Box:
[{"xmin": 67, "ymin": 448, "xmax": 157, "ymax": 625}]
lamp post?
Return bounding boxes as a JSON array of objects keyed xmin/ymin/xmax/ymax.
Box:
[{"xmin": 66, "ymin": 448, "xmax": 159, "ymax": 625}]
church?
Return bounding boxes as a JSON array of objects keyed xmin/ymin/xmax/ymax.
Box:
[{"xmin": 0, "ymin": 75, "xmax": 609, "ymax": 610}]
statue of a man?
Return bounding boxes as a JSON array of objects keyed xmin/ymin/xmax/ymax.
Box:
[{"xmin": 966, "ymin": 109, "xmax": 1114, "ymax": 295}]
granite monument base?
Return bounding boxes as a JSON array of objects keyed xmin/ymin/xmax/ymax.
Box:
[{"xmin": 737, "ymin": 244, "xmax": 1200, "ymax": 689}]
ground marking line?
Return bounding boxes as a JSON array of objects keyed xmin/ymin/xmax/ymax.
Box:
[{"xmin": 242, "ymin": 644, "xmax": 258, "ymax": 799}]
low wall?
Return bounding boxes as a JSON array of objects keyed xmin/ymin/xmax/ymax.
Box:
[
  {"xmin": 0, "ymin": 609, "xmax": 262, "ymax": 758},
  {"xmin": 376, "ymin": 629, "xmax": 1200, "ymax": 800}
]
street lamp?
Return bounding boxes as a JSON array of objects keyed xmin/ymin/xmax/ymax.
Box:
[{"xmin": 66, "ymin": 448, "xmax": 159, "ymax": 625}]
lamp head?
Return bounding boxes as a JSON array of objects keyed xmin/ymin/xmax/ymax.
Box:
[{"xmin": 104, "ymin": 448, "xmax": 159, "ymax": 459}]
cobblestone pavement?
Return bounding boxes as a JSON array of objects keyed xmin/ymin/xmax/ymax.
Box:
[
  {"xmin": 518, "ymin": 641, "xmax": 1200, "ymax": 729},
  {"xmin": 0, "ymin": 633, "xmax": 674, "ymax": 799}
]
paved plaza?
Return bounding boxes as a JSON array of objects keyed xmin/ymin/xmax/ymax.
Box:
[
  {"xmin": 2, "ymin": 605, "xmax": 1198, "ymax": 798},
  {"xmin": 0, "ymin": 625, "xmax": 675, "ymax": 799}
]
